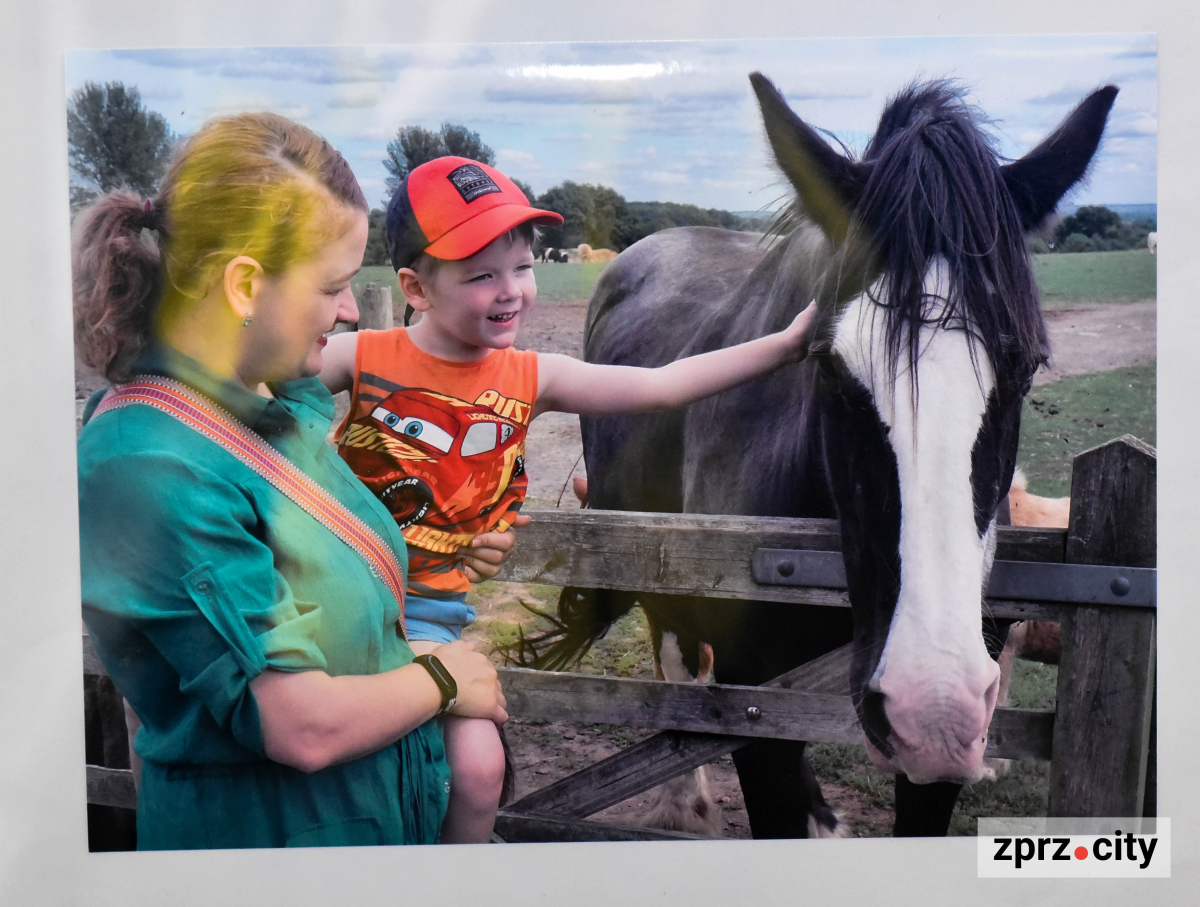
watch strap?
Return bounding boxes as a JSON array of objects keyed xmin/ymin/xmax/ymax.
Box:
[{"xmin": 413, "ymin": 654, "xmax": 458, "ymax": 714}]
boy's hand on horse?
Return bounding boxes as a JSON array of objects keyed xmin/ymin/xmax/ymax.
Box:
[
  {"xmin": 458, "ymin": 513, "xmax": 532, "ymax": 583},
  {"xmin": 532, "ymin": 299, "xmax": 820, "ymax": 418},
  {"xmin": 780, "ymin": 299, "xmax": 819, "ymax": 362}
]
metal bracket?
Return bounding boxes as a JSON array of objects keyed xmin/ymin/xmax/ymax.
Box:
[{"xmin": 751, "ymin": 549, "xmax": 1156, "ymax": 609}]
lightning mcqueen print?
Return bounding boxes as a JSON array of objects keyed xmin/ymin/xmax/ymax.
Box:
[{"xmin": 340, "ymin": 387, "xmax": 528, "ymax": 553}]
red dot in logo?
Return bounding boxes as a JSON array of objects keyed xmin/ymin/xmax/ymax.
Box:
[{"xmin": 1074, "ymin": 846, "xmax": 1089, "ymax": 860}]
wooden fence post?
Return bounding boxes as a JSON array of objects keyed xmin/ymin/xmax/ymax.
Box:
[
  {"xmin": 1048, "ymin": 435, "xmax": 1156, "ymax": 817},
  {"xmin": 355, "ymin": 283, "xmax": 393, "ymax": 331}
]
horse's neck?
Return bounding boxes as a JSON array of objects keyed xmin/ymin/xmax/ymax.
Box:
[{"xmin": 698, "ymin": 225, "xmax": 835, "ymax": 350}]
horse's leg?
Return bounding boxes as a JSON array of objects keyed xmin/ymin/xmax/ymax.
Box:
[
  {"xmin": 637, "ymin": 614, "xmax": 723, "ymax": 836},
  {"xmin": 730, "ymin": 739, "xmax": 843, "ymax": 838},
  {"xmin": 710, "ymin": 602, "xmax": 850, "ymax": 839},
  {"xmin": 892, "ymin": 776, "xmax": 962, "ymax": 836}
]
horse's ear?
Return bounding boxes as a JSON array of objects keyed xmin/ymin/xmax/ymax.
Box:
[
  {"xmin": 1001, "ymin": 85, "xmax": 1119, "ymax": 232},
  {"xmin": 750, "ymin": 72, "xmax": 871, "ymax": 248}
]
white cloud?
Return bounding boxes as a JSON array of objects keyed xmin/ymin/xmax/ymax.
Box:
[
  {"xmin": 354, "ymin": 126, "xmax": 395, "ymax": 142},
  {"xmin": 496, "ymin": 148, "xmax": 542, "ymax": 172},
  {"xmin": 201, "ymin": 93, "xmax": 310, "ymax": 122},
  {"xmin": 646, "ymin": 170, "xmax": 690, "ymax": 185},
  {"xmin": 506, "ymin": 62, "xmax": 697, "ymax": 82},
  {"xmin": 328, "ymin": 88, "xmax": 381, "ymax": 109}
]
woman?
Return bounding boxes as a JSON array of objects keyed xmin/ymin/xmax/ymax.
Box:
[{"xmin": 74, "ymin": 112, "xmax": 508, "ymax": 849}]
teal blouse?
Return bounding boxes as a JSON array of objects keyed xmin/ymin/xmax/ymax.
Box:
[{"xmin": 78, "ymin": 342, "xmax": 450, "ymax": 849}]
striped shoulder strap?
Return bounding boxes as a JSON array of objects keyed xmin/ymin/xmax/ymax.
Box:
[{"xmin": 93, "ymin": 376, "xmax": 407, "ymax": 637}]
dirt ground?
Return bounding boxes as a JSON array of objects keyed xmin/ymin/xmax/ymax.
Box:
[{"xmin": 71, "ymin": 295, "xmax": 1156, "ymax": 839}]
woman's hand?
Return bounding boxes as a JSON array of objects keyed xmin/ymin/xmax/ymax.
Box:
[
  {"xmin": 431, "ymin": 640, "xmax": 508, "ymax": 725},
  {"xmin": 459, "ymin": 513, "xmax": 531, "ymax": 582},
  {"xmin": 778, "ymin": 299, "xmax": 818, "ymax": 363}
]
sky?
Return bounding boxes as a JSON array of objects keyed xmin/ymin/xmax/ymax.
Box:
[{"xmin": 65, "ymin": 34, "xmax": 1157, "ymax": 213}]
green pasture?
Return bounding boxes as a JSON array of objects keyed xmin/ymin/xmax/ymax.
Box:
[
  {"xmin": 1031, "ymin": 249, "xmax": 1156, "ymax": 307},
  {"xmin": 352, "ymin": 266, "xmax": 398, "ymax": 295},
  {"xmin": 350, "ymin": 262, "xmax": 611, "ymax": 304},
  {"xmin": 531, "ymin": 262, "xmax": 612, "ymax": 302},
  {"xmin": 357, "ymin": 250, "xmax": 1155, "ymax": 309},
  {"xmin": 1016, "ymin": 361, "xmax": 1156, "ymax": 498}
]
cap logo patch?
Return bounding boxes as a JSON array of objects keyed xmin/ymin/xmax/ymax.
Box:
[{"xmin": 446, "ymin": 164, "xmax": 502, "ymax": 203}]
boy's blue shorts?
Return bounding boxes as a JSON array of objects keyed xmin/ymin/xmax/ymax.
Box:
[{"xmin": 405, "ymin": 592, "xmax": 476, "ymax": 644}]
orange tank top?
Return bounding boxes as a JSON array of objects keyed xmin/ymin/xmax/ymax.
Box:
[{"xmin": 336, "ymin": 328, "xmax": 539, "ymax": 597}]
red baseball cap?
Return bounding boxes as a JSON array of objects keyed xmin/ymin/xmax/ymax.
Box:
[{"xmin": 385, "ymin": 156, "xmax": 563, "ymax": 270}]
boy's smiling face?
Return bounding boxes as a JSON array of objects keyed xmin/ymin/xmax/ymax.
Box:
[{"xmin": 404, "ymin": 232, "xmax": 537, "ymax": 360}]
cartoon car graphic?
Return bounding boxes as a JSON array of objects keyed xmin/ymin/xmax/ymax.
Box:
[{"xmin": 339, "ymin": 387, "xmax": 527, "ymax": 548}]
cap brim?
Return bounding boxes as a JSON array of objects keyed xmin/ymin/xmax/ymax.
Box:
[{"xmin": 424, "ymin": 204, "xmax": 564, "ymax": 261}]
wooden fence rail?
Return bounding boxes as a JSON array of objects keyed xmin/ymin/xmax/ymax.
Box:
[{"xmin": 82, "ymin": 435, "xmax": 1155, "ymax": 843}]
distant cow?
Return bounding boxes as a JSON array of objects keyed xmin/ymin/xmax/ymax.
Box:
[
  {"xmin": 1148, "ymin": 232, "xmax": 1158, "ymax": 254},
  {"xmin": 576, "ymin": 242, "xmax": 619, "ymax": 263},
  {"xmin": 544, "ymin": 248, "xmax": 569, "ymax": 263}
]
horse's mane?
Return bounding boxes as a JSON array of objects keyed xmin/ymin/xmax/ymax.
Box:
[{"xmin": 783, "ymin": 80, "xmax": 1050, "ymax": 394}]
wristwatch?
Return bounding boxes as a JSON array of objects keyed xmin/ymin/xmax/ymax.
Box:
[{"xmin": 413, "ymin": 654, "xmax": 458, "ymax": 715}]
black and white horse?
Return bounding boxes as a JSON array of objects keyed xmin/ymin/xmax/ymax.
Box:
[{"xmin": 530, "ymin": 73, "xmax": 1117, "ymax": 837}]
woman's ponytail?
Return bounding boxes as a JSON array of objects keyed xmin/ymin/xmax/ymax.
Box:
[{"xmin": 72, "ymin": 192, "xmax": 167, "ymax": 383}]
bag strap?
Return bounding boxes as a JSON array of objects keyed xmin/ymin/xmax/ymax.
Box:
[{"xmin": 93, "ymin": 376, "xmax": 408, "ymax": 637}]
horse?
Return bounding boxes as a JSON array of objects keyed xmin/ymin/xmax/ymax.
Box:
[
  {"xmin": 525, "ymin": 73, "xmax": 1117, "ymax": 837},
  {"xmin": 1148, "ymin": 231, "xmax": 1157, "ymax": 254}
]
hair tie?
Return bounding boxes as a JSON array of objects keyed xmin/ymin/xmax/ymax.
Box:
[{"xmin": 144, "ymin": 198, "xmax": 153, "ymax": 215}]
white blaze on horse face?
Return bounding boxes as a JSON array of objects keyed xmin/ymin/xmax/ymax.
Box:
[{"xmin": 831, "ymin": 259, "xmax": 1002, "ymax": 784}]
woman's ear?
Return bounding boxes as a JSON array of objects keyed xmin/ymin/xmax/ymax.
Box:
[
  {"xmin": 223, "ymin": 255, "xmax": 265, "ymax": 323},
  {"xmin": 397, "ymin": 268, "xmax": 433, "ymax": 312}
]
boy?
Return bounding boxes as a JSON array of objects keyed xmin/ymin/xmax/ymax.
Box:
[{"xmin": 320, "ymin": 156, "xmax": 816, "ymax": 843}]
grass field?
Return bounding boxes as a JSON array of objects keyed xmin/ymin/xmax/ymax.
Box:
[
  {"xmin": 350, "ymin": 262, "xmax": 610, "ymax": 303},
  {"xmin": 1031, "ymin": 249, "xmax": 1156, "ymax": 307},
  {"xmin": 357, "ymin": 250, "xmax": 1154, "ymax": 309},
  {"xmin": 1016, "ymin": 361, "xmax": 1156, "ymax": 497},
  {"xmin": 351, "ymin": 265, "xmax": 399, "ymax": 295}
]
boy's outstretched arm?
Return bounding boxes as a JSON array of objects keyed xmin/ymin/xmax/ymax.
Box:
[
  {"xmin": 533, "ymin": 301, "xmax": 817, "ymax": 418},
  {"xmin": 318, "ymin": 331, "xmax": 360, "ymax": 395}
]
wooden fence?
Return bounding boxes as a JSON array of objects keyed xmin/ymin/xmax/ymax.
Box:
[{"xmin": 83, "ymin": 435, "xmax": 1156, "ymax": 844}]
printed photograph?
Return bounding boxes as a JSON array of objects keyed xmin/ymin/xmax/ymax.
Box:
[{"xmin": 69, "ymin": 34, "xmax": 1157, "ymax": 850}]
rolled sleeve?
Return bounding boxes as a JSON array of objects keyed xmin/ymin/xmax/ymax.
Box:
[{"xmin": 80, "ymin": 447, "xmax": 327, "ymax": 756}]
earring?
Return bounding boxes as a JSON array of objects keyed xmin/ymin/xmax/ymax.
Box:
[{"xmin": 243, "ymin": 313, "xmax": 253, "ymax": 328}]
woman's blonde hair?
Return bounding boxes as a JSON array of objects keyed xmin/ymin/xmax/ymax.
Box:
[{"xmin": 73, "ymin": 112, "xmax": 367, "ymax": 382}]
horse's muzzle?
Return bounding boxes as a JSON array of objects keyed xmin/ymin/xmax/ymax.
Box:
[{"xmin": 865, "ymin": 662, "xmax": 1001, "ymax": 784}]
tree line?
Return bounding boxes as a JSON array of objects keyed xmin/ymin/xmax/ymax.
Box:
[
  {"xmin": 72, "ymin": 83, "xmax": 1150, "ymax": 266},
  {"xmin": 376, "ymin": 122, "xmax": 768, "ymax": 265},
  {"xmin": 1030, "ymin": 206, "xmax": 1156, "ymax": 254}
]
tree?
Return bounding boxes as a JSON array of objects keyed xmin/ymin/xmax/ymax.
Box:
[
  {"xmin": 383, "ymin": 122, "xmax": 496, "ymax": 199},
  {"xmin": 533, "ymin": 181, "xmax": 593, "ymax": 250},
  {"xmin": 439, "ymin": 123, "xmax": 495, "ymax": 166},
  {"xmin": 510, "ymin": 177, "xmax": 535, "ymax": 204},
  {"xmin": 363, "ymin": 208, "xmax": 390, "ymax": 267},
  {"xmin": 67, "ymin": 81, "xmax": 174, "ymax": 212},
  {"xmin": 1055, "ymin": 205, "xmax": 1122, "ymax": 241}
]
